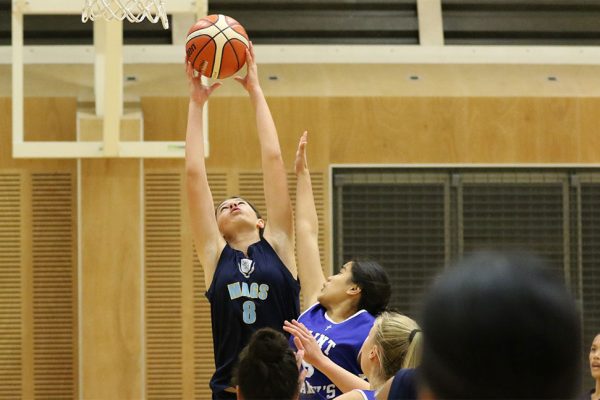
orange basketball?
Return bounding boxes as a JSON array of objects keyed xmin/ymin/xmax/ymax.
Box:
[{"xmin": 185, "ymin": 14, "xmax": 250, "ymax": 79}]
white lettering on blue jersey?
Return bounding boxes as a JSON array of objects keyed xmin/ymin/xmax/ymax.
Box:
[{"xmin": 227, "ymin": 282, "xmax": 270, "ymax": 301}]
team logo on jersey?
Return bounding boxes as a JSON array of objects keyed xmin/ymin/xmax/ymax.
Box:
[{"xmin": 238, "ymin": 258, "xmax": 255, "ymax": 278}]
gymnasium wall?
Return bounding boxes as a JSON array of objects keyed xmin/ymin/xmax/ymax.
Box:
[{"xmin": 2, "ymin": 95, "xmax": 600, "ymax": 399}]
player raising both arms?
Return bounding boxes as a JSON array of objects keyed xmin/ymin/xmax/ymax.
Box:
[{"xmin": 185, "ymin": 43, "xmax": 300, "ymax": 400}]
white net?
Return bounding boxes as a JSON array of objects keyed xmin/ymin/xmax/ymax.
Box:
[{"xmin": 82, "ymin": 0, "xmax": 169, "ymax": 29}]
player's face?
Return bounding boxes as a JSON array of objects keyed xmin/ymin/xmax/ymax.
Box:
[
  {"xmin": 216, "ymin": 198, "xmax": 262, "ymax": 236},
  {"xmin": 589, "ymin": 334, "xmax": 600, "ymax": 379},
  {"xmin": 358, "ymin": 324, "xmax": 377, "ymax": 377},
  {"xmin": 318, "ymin": 262, "xmax": 355, "ymax": 305}
]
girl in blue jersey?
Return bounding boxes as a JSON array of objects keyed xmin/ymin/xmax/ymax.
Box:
[
  {"xmin": 288, "ymin": 311, "xmax": 421, "ymax": 400},
  {"xmin": 284, "ymin": 132, "xmax": 391, "ymax": 399},
  {"xmin": 185, "ymin": 44, "xmax": 299, "ymax": 400}
]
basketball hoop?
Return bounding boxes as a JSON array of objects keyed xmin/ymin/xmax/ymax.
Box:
[{"xmin": 82, "ymin": 0, "xmax": 169, "ymax": 29}]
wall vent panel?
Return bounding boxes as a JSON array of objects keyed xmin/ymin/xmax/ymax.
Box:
[
  {"xmin": 31, "ymin": 172, "xmax": 76, "ymax": 399},
  {"xmin": 144, "ymin": 172, "xmax": 183, "ymax": 399},
  {"xmin": 0, "ymin": 173, "xmax": 22, "ymax": 400}
]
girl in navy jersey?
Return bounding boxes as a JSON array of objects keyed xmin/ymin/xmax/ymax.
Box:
[
  {"xmin": 185, "ymin": 44, "xmax": 299, "ymax": 400},
  {"xmin": 284, "ymin": 132, "xmax": 391, "ymax": 399}
]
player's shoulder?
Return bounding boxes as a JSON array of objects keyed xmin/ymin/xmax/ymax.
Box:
[
  {"xmin": 298, "ymin": 302, "xmax": 322, "ymax": 321},
  {"xmin": 347, "ymin": 309, "xmax": 376, "ymax": 325}
]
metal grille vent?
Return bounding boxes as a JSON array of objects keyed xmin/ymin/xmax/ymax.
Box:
[
  {"xmin": 334, "ymin": 173, "xmax": 448, "ymax": 317},
  {"xmin": 461, "ymin": 177, "xmax": 568, "ymax": 280},
  {"xmin": 443, "ymin": 0, "xmax": 600, "ymax": 45}
]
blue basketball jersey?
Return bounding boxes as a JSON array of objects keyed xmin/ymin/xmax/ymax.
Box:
[
  {"xmin": 206, "ymin": 238, "xmax": 300, "ymax": 395},
  {"xmin": 292, "ymin": 303, "xmax": 375, "ymax": 400},
  {"xmin": 355, "ymin": 389, "xmax": 376, "ymax": 400}
]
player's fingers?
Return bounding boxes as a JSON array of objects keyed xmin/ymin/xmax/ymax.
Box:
[
  {"xmin": 290, "ymin": 319, "xmax": 308, "ymax": 332},
  {"xmin": 283, "ymin": 323, "xmax": 304, "ymax": 338},
  {"xmin": 199, "ymin": 60, "xmax": 208, "ymax": 75},
  {"xmin": 292, "ymin": 319, "xmax": 311, "ymax": 334},
  {"xmin": 286, "ymin": 325, "xmax": 309, "ymax": 342},
  {"xmin": 299, "ymin": 369, "xmax": 307, "ymax": 382},
  {"xmin": 245, "ymin": 47, "xmax": 253, "ymax": 65},
  {"xmin": 208, "ymin": 82, "xmax": 222, "ymax": 95},
  {"xmin": 294, "ymin": 336, "xmax": 305, "ymax": 352},
  {"xmin": 296, "ymin": 349, "xmax": 305, "ymax": 364}
]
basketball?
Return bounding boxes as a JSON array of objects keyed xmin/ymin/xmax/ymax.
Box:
[{"xmin": 185, "ymin": 14, "xmax": 250, "ymax": 79}]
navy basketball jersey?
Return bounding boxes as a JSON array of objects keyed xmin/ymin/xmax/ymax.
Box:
[
  {"xmin": 292, "ymin": 303, "xmax": 375, "ymax": 399},
  {"xmin": 206, "ymin": 238, "xmax": 300, "ymax": 395},
  {"xmin": 388, "ymin": 368, "xmax": 417, "ymax": 400},
  {"xmin": 355, "ymin": 389, "xmax": 376, "ymax": 400}
]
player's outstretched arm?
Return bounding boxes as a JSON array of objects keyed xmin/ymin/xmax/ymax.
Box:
[
  {"xmin": 295, "ymin": 132, "xmax": 326, "ymax": 308},
  {"xmin": 235, "ymin": 42, "xmax": 297, "ymax": 278},
  {"xmin": 185, "ymin": 62, "xmax": 225, "ymax": 288}
]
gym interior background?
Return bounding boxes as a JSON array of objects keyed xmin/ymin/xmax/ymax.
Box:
[{"xmin": 1, "ymin": 0, "xmax": 600, "ymax": 398}]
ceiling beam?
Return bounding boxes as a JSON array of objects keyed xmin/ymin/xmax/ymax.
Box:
[{"xmin": 4, "ymin": 44, "xmax": 600, "ymax": 66}]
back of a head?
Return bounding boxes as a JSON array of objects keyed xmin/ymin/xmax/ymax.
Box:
[
  {"xmin": 420, "ymin": 251, "xmax": 581, "ymax": 399},
  {"xmin": 236, "ymin": 328, "xmax": 299, "ymax": 400},
  {"xmin": 351, "ymin": 260, "xmax": 391, "ymax": 316},
  {"xmin": 373, "ymin": 311, "xmax": 422, "ymax": 380}
]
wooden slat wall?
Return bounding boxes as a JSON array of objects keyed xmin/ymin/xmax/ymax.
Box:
[
  {"xmin": 4, "ymin": 94, "xmax": 600, "ymax": 397},
  {"xmin": 31, "ymin": 172, "xmax": 76, "ymax": 399},
  {"xmin": 144, "ymin": 172, "xmax": 184, "ymax": 399},
  {"xmin": 0, "ymin": 173, "xmax": 22, "ymax": 400}
]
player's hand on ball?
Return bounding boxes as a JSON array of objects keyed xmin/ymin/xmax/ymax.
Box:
[
  {"xmin": 186, "ymin": 61, "xmax": 221, "ymax": 105},
  {"xmin": 234, "ymin": 41, "xmax": 260, "ymax": 94}
]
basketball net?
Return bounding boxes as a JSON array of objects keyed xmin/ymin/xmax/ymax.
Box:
[{"xmin": 82, "ymin": 0, "xmax": 169, "ymax": 29}]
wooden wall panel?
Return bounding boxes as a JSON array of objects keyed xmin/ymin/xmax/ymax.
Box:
[
  {"xmin": 3, "ymin": 94, "xmax": 600, "ymax": 398},
  {"xmin": 0, "ymin": 98, "xmax": 77, "ymax": 399},
  {"xmin": 144, "ymin": 171, "xmax": 184, "ymax": 399},
  {"xmin": 80, "ymin": 159, "xmax": 141, "ymax": 400},
  {"xmin": 0, "ymin": 173, "xmax": 22, "ymax": 400},
  {"xmin": 31, "ymin": 172, "xmax": 76, "ymax": 399}
]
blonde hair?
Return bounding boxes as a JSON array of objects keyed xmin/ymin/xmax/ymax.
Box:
[{"xmin": 372, "ymin": 311, "xmax": 422, "ymax": 380}]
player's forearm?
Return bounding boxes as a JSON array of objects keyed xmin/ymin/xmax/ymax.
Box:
[
  {"xmin": 185, "ymin": 101, "xmax": 207, "ymax": 174},
  {"xmin": 313, "ymin": 356, "xmax": 371, "ymax": 393},
  {"xmin": 249, "ymin": 88, "xmax": 282, "ymax": 158},
  {"xmin": 296, "ymin": 170, "xmax": 319, "ymax": 237}
]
